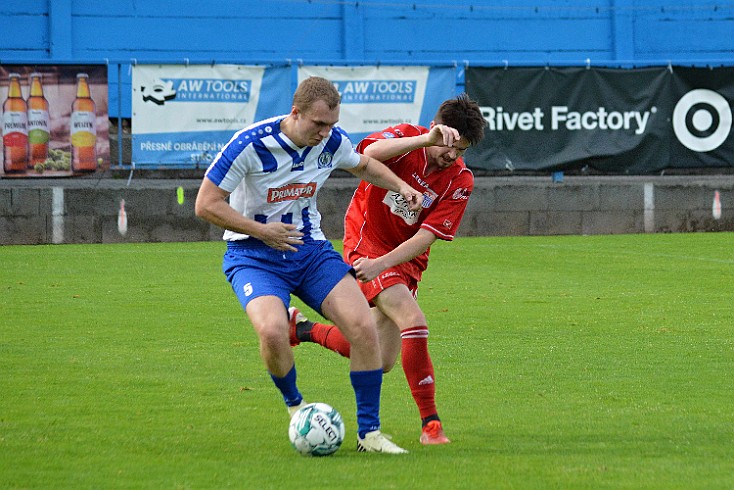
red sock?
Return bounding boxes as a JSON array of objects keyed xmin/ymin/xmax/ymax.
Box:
[
  {"xmin": 401, "ymin": 326, "xmax": 437, "ymax": 420},
  {"xmin": 310, "ymin": 322, "xmax": 351, "ymax": 358}
]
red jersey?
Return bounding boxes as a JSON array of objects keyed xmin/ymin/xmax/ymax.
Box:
[{"xmin": 344, "ymin": 124, "xmax": 474, "ymax": 277}]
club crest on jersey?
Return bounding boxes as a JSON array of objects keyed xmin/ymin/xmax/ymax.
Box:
[
  {"xmin": 268, "ymin": 182, "xmax": 317, "ymax": 202},
  {"xmin": 317, "ymin": 151, "xmax": 334, "ymax": 169},
  {"xmin": 422, "ymin": 189, "xmax": 438, "ymax": 208}
]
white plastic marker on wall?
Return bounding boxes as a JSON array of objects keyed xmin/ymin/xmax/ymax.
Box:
[
  {"xmin": 52, "ymin": 187, "xmax": 64, "ymax": 244},
  {"xmin": 118, "ymin": 199, "xmax": 128, "ymax": 236},
  {"xmin": 643, "ymin": 183, "xmax": 654, "ymax": 233},
  {"xmin": 713, "ymin": 190, "xmax": 722, "ymax": 220}
]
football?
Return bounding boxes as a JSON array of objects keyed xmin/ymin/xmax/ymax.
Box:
[{"xmin": 288, "ymin": 402, "xmax": 345, "ymax": 456}]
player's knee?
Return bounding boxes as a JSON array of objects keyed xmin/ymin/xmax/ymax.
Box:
[
  {"xmin": 341, "ymin": 317, "xmax": 379, "ymax": 347},
  {"xmin": 255, "ymin": 319, "xmax": 288, "ymax": 350},
  {"xmin": 404, "ymin": 311, "xmax": 428, "ymax": 329}
]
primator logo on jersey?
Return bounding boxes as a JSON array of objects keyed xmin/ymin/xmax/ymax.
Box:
[{"xmin": 268, "ymin": 183, "xmax": 317, "ymax": 203}]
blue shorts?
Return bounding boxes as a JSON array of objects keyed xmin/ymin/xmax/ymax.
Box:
[{"xmin": 222, "ymin": 238, "xmax": 354, "ymax": 315}]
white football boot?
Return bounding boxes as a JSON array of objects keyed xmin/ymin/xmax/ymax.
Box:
[{"xmin": 357, "ymin": 430, "xmax": 408, "ymax": 454}]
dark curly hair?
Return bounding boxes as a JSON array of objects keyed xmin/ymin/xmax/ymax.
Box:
[{"xmin": 434, "ymin": 93, "xmax": 486, "ymax": 146}]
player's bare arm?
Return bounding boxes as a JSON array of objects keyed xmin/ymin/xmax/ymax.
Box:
[
  {"xmin": 362, "ymin": 124, "xmax": 461, "ymax": 162},
  {"xmin": 347, "ymin": 154, "xmax": 423, "ymax": 211},
  {"xmin": 195, "ymin": 178, "xmax": 304, "ymax": 251},
  {"xmin": 353, "ymin": 229, "xmax": 437, "ymax": 282}
]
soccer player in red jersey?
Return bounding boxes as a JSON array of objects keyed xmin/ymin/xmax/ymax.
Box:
[{"xmin": 290, "ymin": 94, "xmax": 486, "ymax": 445}]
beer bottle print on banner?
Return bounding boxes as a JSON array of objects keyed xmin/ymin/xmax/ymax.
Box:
[
  {"xmin": 2, "ymin": 73, "xmax": 29, "ymax": 173},
  {"xmin": 27, "ymin": 72, "xmax": 50, "ymax": 168},
  {"xmin": 71, "ymin": 73, "xmax": 97, "ymax": 172}
]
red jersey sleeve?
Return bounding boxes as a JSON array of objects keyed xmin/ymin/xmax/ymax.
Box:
[
  {"xmin": 419, "ymin": 165, "xmax": 474, "ymax": 241},
  {"xmin": 356, "ymin": 124, "xmax": 426, "ymax": 164}
]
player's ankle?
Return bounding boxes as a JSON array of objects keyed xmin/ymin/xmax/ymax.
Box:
[{"xmin": 295, "ymin": 319, "xmax": 315, "ymax": 342}]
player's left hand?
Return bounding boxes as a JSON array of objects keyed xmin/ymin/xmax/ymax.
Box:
[
  {"xmin": 428, "ymin": 124, "xmax": 461, "ymax": 148},
  {"xmin": 352, "ymin": 256, "xmax": 383, "ymax": 282}
]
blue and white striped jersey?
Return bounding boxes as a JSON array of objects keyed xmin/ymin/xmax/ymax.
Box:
[{"xmin": 205, "ymin": 115, "xmax": 361, "ymax": 242}]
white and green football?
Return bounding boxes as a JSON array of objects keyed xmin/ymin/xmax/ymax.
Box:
[{"xmin": 288, "ymin": 402, "xmax": 345, "ymax": 456}]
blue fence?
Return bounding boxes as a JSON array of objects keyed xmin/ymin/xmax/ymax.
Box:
[{"xmin": 2, "ymin": 0, "xmax": 733, "ymax": 119}]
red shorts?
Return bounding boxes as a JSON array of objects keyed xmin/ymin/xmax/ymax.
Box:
[{"xmin": 344, "ymin": 247, "xmax": 420, "ymax": 305}]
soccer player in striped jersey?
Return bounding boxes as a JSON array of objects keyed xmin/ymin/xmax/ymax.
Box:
[
  {"xmin": 289, "ymin": 94, "xmax": 486, "ymax": 445},
  {"xmin": 195, "ymin": 76, "xmax": 423, "ymax": 454}
]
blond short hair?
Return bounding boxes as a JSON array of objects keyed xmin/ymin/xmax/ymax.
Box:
[{"xmin": 293, "ymin": 77, "xmax": 341, "ymax": 112}]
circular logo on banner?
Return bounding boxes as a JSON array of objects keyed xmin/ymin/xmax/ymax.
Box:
[{"xmin": 672, "ymin": 89, "xmax": 732, "ymax": 152}]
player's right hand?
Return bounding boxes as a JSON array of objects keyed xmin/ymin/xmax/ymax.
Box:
[{"xmin": 260, "ymin": 223, "xmax": 304, "ymax": 252}]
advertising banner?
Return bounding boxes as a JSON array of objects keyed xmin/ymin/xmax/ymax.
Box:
[
  {"xmin": 465, "ymin": 66, "xmax": 734, "ymax": 174},
  {"xmin": 298, "ymin": 65, "xmax": 455, "ymax": 143},
  {"xmin": 132, "ymin": 64, "xmax": 291, "ymax": 166},
  {"xmin": 1, "ymin": 65, "xmax": 109, "ymax": 177}
]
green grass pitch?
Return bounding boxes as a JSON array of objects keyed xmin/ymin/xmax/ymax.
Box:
[{"xmin": 1, "ymin": 233, "xmax": 733, "ymax": 489}]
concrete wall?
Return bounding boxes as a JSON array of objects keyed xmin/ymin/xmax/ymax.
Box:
[
  {"xmin": 463, "ymin": 176, "xmax": 733, "ymax": 236},
  {"xmin": 1, "ymin": 175, "xmax": 732, "ymax": 245}
]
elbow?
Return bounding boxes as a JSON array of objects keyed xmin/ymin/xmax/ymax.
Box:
[
  {"xmin": 195, "ymin": 205, "xmax": 211, "ymax": 223},
  {"xmin": 362, "ymin": 146, "xmax": 379, "ymax": 159},
  {"xmin": 195, "ymin": 181, "xmax": 216, "ymax": 220},
  {"xmin": 194, "ymin": 196, "xmax": 209, "ymax": 220}
]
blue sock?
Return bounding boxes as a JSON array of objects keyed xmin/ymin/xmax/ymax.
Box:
[
  {"xmin": 270, "ymin": 365, "xmax": 303, "ymax": 408},
  {"xmin": 350, "ymin": 369, "xmax": 383, "ymax": 438}
]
